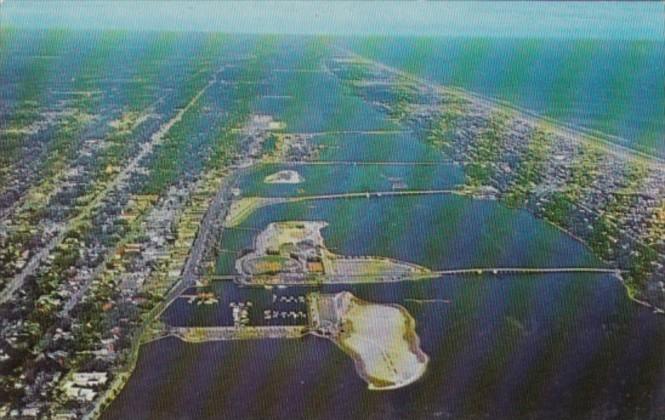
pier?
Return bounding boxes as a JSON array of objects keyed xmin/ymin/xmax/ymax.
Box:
[{"xmin": 165, "ymin": 325, "xmax": 307, "ymax": 342}]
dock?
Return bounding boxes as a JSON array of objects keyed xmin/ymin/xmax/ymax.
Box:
[{"xmin": 165, "ymin": 325, "xmax": 307, "ymax": 342}]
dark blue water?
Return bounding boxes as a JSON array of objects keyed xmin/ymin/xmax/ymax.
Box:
[
  {"xmin": 134, "ymin": 191, "xmax": 665, "ymax": 420},
  {"xmin": 309, "ymin": 132, "xmax": 453, "ymax": 163},
  {"xmin": 214, "ymin": 195, "xmax": 602, "ymax": 275},
  {"xmin": 109, "ymin": 274, "xmax": 665, "ymax": 420}
]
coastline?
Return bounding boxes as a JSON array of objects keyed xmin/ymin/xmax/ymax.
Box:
[{"xmin": 334, "ymin": 48, "xmax": 665, "ymax": 315}]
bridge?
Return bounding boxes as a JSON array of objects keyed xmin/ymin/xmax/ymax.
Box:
[
  {"xmin": 296, "ymin": 130, "xmax": 408, "ymax": 136},
  {"xmin": 223, "ymin": 189, "xmax": 468, "ymax": 228},
  {"xmin": 200, "ymin": 267, "xmax": 624, "ymax": 285},
  {"xmin": 273, "ymin": 160, "xmax": 454, "ymax": 166},
  {"xmin": 288, "ymin": 189, "xmax": 462, "ymax": 201},
  {"xmin": 434, "ymin": 267, "xmax": 624, "ymax": 276},
  {"xmin": 236, "ymin": 189, "xmax": 466, "ymax": 210},
  {"xmin": 163, "ymin": 325, "xmax": 307, "ymax": 343}
]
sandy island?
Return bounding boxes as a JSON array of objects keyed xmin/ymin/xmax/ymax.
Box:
[
  {"xmin": 264, "ymin": 170, "xmax": 304, "ymax": 184},
  {"xmin": 308, "ymin": 291, "xmax": 429, "ymax": 390}
]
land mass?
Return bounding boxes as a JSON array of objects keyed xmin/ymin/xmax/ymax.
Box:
[
  {"xmin": 263, "ymin": 170, "xmax": 304, "ymax": 184},
  {"xmin": 308, "ymin": 291, "xmax": 429, "ymax": 390},
  {"xmin": 235, "ymin": 221, "xmax": 432, "ymax": 284},
  {"xmin": 328, "ymin": 51, "xmax": 665, "ymax": 311}
]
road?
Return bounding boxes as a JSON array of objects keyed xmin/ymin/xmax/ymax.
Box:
[
  {"xmin": 155, "ymin": 117, "xmax": 272, "ymax": 315},
  {"xmin": 203, "ymin": 267, "xmax": 624, "ymax": 284},
  {"xmin": 434, "ymin": 267, "xmax": 624, "ymax": 275},
  {"xmin": 236, "ymin": 189, "xmax": 466, "ymax": 209},
  {"xmin": 157, "ymin": 173, "xmax": 238, "ymax": 316},
  {"xmin": 0, "ymin": 73, "xmax": 219, "ymax": 306},
  {"xmin": 0, "ymin": 98, "xmax": 163, "ymax": 225},
  {"xmin": 297, "ymin": 130, "xmax": 408, "ymax": 136},
  {"xmin": 287, "ymin": 189, "xmax": 463, "ymax": 201},
  {"xmin": 273, "ymin": 160, "xmax": 454, "ymax": 166}
]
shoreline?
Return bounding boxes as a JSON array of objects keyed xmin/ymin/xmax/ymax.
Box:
[
  {"xmin": 333, "ymin": 48, "xmax": 665, "ymax": 315},
  {"xmin": 338, "ymin": 47, "xmax": 665, "ymax": 166}
]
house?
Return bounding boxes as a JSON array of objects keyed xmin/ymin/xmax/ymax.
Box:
[{"xmin": 72, "ymin": 372, "xmax": 108, "ymax": 388}]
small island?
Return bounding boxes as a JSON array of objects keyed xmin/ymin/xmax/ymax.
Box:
[
  {"xmin": 308, "ymin": 291, "xmax": 429, "ymax": 390},
  {"xmin": 264, "ymin": 170, "xmax": 304, "ymax": 184}
]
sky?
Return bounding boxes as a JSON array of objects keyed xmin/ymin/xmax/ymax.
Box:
[{"xmin": 0, "ymin": 1, "xmax": 663, "ymax": 40}]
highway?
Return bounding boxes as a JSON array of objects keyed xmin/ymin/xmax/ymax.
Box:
[
  {"xmin": 288, "ymin": 189, "xmax": 464, "ymax": 201},
  {"xmin": 203, "ymin": 266, "xmax": 624, "ymax": 284},
  {"xmin": 155, "ymin": 116, "xmax": 273, "ymax": 316},
  {"xmin": 297, "ymin": 130, "xmax": 408, "ymax": 136},
  {"xmin": 222, "ymin": 189, "xmax": 468, "ymax": 228},
  {"xmin": 235, "ymin": 189, "xmax": 467, "ymax": 209},
  {"xmin": 433, "ymin": 267, "xmax": 624, "ymax": 276},
  {"xmin": 157, "ymin": 173, "xmax": 238, "ymax": 316}
]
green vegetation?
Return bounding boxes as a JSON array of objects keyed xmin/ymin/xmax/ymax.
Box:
[
  {"xmin": 464, "ymin": 111, "xmax": 513, "ymax": 186},
  {"xmin": 143, "ymin": 37, "xmax": 276, "ymax": 194},
  {"xmin": 0, "ymin": 30, "xmax": 71, "ymax": 180},
  {"xmin": 503, "ymin": 127, "xmax": 553, "ymax": 207},
  {"xmin": 332, "ymin": 53, "xmax": 664, "ymax": 309}
]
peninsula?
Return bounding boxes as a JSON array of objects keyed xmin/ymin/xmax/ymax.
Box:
[{"xmin": 235, "ymin": 221, "xmax": 433, "ymax": 284}]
